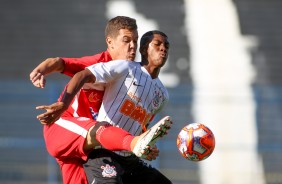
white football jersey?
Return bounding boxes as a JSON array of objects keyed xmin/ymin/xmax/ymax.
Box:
[{"xmin": 87, "ymin": 60, "xmax": 169, "ymax": 136}]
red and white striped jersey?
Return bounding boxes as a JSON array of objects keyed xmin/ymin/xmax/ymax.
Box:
[{"xmin": 87, "ymin": 60, "xmax": 169, "ymax": 136}]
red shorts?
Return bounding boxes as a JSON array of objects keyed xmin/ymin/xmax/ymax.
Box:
[{"xmin": 43, "ymin": 116, "xmax": 97, "ymax": 184}]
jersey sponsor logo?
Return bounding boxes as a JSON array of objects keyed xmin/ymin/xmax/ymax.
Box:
[
  {"xmin": 128, "ymin": 91, "xmax": 142, "ymax": 103},
  {"xmin": 133, "ymin": 81, "xmax": 143, "ymax": 87},
  {"xmin": 101, "ymin": 164, "xmax": 117, "ymax": 178},
  {"xmin": 120, "ymin": 99, "xmax": 152, "ymax": 126}
]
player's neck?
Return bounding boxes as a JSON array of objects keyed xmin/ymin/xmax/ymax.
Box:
[{"xmin": 142, "ymin": 65, "xmax": 160, "ymax": 79}]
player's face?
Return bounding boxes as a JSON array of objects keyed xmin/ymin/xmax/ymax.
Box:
[
  {"xmin": 109, "ymin": 29, "xmax": 138, "ymax": 61},
  {"xmin": 146, "ymin": 34, "xmax": 170, "ymax": 68}
]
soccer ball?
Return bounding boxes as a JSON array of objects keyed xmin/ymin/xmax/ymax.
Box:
[{"xmin": 176, "ymin": 123, "xmax": 215, "ymax": 161}]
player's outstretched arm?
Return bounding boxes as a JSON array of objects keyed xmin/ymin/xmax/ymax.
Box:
[
  {"xmin": 35, "ymin": 68, "xmax": 96, "ymax": 125},
  {"xmin": 30, "ymin": 57, "xmax": 65, "ymax": 88}
]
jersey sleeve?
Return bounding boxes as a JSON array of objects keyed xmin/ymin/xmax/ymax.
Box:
[
  {"xmin": 86, "ymin": 60, "xmax": 131, "ymax": 84},
  {"xmin": 61, "ymin": 51, "xmax": 112, "ymax": 77}
]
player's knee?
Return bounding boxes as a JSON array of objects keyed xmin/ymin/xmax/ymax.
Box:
[
  {"xmin": 91, "ymin": 121, "xmax": 112, "ymax": 136},
  {"xmin": 86, "ymin": 121, "xmax": 112, "ymax": 147}
]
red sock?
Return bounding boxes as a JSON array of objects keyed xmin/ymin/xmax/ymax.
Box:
[{"xmin": 96, "ymin": 125, "xmax": 134, "ymax": 151}]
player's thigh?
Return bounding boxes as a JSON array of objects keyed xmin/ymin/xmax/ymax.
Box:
[
  {"xmin": 44, "ymin": 117, "xmax": 96, "ymax": 159},
  {"xmin": 58, "ymin": 158, "xmax": 88, "ymax": 184}
]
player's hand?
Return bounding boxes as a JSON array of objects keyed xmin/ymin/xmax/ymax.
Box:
[
  {"xmin": 144, "ymin": 145, "xmax": 159, "ymax": 161},
  {"xmin": 30, "ymin": 70, "xmax": 46, "ymax": 88},
  {"xmin": 36, "ymin": 102, "xmax": 66, "ymax": 125}
]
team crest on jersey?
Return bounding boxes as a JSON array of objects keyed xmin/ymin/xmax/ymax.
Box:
[
  {"xmin": 152, "ymin": 89, "xmax": 164, "ymax": 109},
  {"xmin": 101, "ymin": 164, "xmax": 117, "ymax": 178},
  {"xmin": 88, "ymin": 92, "xmax": 101, "ymax": 103}
]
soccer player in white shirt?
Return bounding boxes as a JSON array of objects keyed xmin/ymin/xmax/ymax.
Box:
[{"xmin": 37, "ymin": 30, "xmax": 172, "ymax": 183}]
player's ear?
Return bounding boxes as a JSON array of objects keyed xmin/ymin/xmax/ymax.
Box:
[{"xmin": 106, "ymin": 36, "xmax": 113, "ymax": 49}]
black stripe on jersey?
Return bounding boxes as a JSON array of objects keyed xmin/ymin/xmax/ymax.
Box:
[
  {"xmin": 105, "ymin": 66, "xmax": 139, "ymax": 125},
  {"xmin": 134, "ymin": 125, "xmax": 143, "ymax": 135},
  {"xmin": 128, "ymin": 123, "xmax": 142, "ymax": 136},
  {"xmin": 131, "ymin": 78, "xmax": 153, "ymax": 135},
  {"xmin": 132, "ymin": 80, "xmax": 154, "ymax": 135},
  {"xmin": 122, "ymin": 72, "xmax": 149, "ymax": 133},
  {"xmin": 103, "ymin": 71, "xmax": 131, "ymax": 123},
  {"xmin": 133, "ymin": 82, "xmax": 167, "ymax": 135},
  {"xmin": 139, "ymin": 81, "xmax": 165, "ymax": 126},
  {"xmin": 114, "ymin": 67, "xmax": 140, "ymax": 126},
  {"xmin": 117, "ymin": 67, "xmax": 145, "ymax": 133},
  {"xmin": 144, "ymin": 83, "xmax": 158, "ymax": 114}
]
